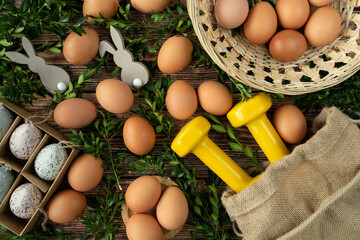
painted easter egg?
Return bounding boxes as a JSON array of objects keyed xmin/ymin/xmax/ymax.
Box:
[
  {"xmin": 0, "ymin": 105, "xmax": 13, "ymax": 142},
  {"xmin": 9, "ymin": 123, "xmax": 43, "ymax": 160},
  {"xmin": 10, "ymin": 183, "xmax": 42, "ymax": 219},
  {"xmin": 34, "ymin": 144, "xmax": 68, "ymax": 181},
  {"xmin": 0, "ymin": 166, "xmax": 15, "ymax": 203}
]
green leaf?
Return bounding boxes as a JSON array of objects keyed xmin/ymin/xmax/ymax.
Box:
[
  {"xmin": 229, "ymin": 142, "xmax": 243, "ymax": 151},
  {"xmin": 244, "ymin": 146, "xmax": 253, "ymax": 158},
  {"xmin": 205, "ymin": 112, "xmax": 221, "ymax": 124},
  {"xmin": 194, "ymin": 206, "xmax": 202, "ymax": 216},
  {"xmin": 211, "ymin": 124, "xmax": 227, "ymax": 133},
  {"xmin": 19, "ymin": 0, "xmax": 30, "ymax": 13},
  {"xmin": 227, "ymin": 125, "xmax": 236, "ymax": 140},
  {"xmin": 48, "ymin": 47, "xmax": 61, "ymax": 54}
]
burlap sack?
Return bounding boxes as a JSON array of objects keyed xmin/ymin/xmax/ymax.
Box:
[{"xmin": 222, "ymin": 107, "xmax": 360, "ymax": 240}]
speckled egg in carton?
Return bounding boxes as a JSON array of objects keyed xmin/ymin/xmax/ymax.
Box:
[{"xmin": 0, "ymin": 97, "xmax": 79, "ymax": 236}]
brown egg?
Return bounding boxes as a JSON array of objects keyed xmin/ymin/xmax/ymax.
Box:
[
  {"xmin": 123, "ymin": 116, "xmax": 156, "ymax": 155},
  {"xmin": 198, "ymin": 81, "xmax": 233, "ymax": 116},
  {"xmin": 125, "ymin": 176, "xmax": 161, "ymax": 213},
  {"xmin": 63, "ymin": 27, "xmax": 99, "ymax": 65},
  {"xmin": 304, "ymin": 7, "xmax": 341, "ymax": 47},
  {"xmin": 215, "ymin": 0, "xmax": 249, "ymax": 29},
  {"xmin": 68, "ymin": 154, "xmax": 104, "ymax": 192},
  {"xmin": 130, "ymin": 0, "xmax": 171, "ymax": 14},
  {"xmin": 126, "ymin": 213, "xmax": 163, "ymax": 240},
  {"xmin": 308, "ymin": 0, "xmax": 335, "ymax": 7},
  {"xmin": 47, "ymin": 189, "xmax": 87, "ymax": 224},
  {"xmin": 166, "ymin": 80, "xmax": 198, "ymax": 120},
  {"xmin": 54, "ymin": 98, "xmax": 97, "ymax": 129},
  {"xmin": 243, "ymin": 2, "xmax": 278, "ymax": 45},
  {"xmin": 273, "ymin": 104, "xmax": 307, "ymax": 144},
  {"xmin": 96, "ymin": 79, "xmax": 134, "ymax": 114},
  {"xmin": 157, "ymin": 36, "xmax": 193, "ymax": 74},
  {"xmin": 276, "ymin": 0, "xmax": 310, "ymax": 30},
  {"xmin": 83, "ymin": 0, "xmax": 119, "ymax": 23},
  {"xmin": 156, "ymin": 186, "xmax": 188, "ymax": 230},
  {"xmin": 269, "ymin": 30, "xmax": 307, "ymax": 63}
]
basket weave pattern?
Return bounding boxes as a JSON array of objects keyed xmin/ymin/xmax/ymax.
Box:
[{"xmin": 188, "ymin": 0, "xmax": 360, "ymax": 95}]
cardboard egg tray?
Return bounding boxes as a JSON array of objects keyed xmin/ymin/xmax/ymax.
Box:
[{"xmin": 0, "ymin": 97, "xmax": 80, "ymax": 235}]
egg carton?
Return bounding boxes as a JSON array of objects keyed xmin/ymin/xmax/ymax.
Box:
[{"xmin": 0, "ymin": 97, "xmax": 80, "ymax": 236}]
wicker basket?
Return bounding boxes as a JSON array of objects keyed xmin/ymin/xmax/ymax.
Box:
[{"xmin": 188, "ymin": 0, "xmax": 360, "ymax": 95}]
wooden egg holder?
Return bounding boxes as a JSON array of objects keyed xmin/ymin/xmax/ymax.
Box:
[
  {"xmin": 0, "ymin": 98, "xmax": 79, "ymax": 236},
  {"xmin": 121, "ymin": 176, "xmax": 182, "ymax": 240}
]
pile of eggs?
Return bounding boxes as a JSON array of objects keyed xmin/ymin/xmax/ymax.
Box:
[
  {"xmin": 125, "ymin": 176, "xmax": 189, "ymax": 240},
  {"xmin": 215, "ymin": 0, "xmax": 341, "ymax": 62}
]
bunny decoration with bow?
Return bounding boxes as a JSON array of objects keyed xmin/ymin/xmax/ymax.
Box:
[
  {"xmin": 5, "ymin": 37, "xmax": 70, "ymax": 94},
  {"xmin": 99, "ymin": 26, "xmax": 149, "ymax": 88}
]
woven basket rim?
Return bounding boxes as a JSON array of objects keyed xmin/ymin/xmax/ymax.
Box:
[{"xmin": 188, "ymin": 0, "xmax": 360, "ymax": 95}]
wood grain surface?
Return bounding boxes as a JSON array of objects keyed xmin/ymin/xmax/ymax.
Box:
[{"xmin": 1, "ymin": 1, "xmax": 358, "ymax": 239}]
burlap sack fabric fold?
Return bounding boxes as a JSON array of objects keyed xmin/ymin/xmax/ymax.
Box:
[{"xmin": 222, "ymin": 107, "xmax": 360, "ymax": 240}]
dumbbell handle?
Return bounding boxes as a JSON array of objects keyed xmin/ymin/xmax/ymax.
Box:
[
  {"xmin": 247, "ymin": 114, "xmax": 290, "ymax": 163},
  {"xmin": 193, "ymin": 136, "xmax": 260, "ymax": 193}
]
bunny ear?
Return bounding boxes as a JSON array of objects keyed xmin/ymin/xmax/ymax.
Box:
[
  {"xmin": 21, "ymin": 37, "xmax": 36, "ymax": 57},
  {"xmin": 110, "ymin": 26, "xmax": 125, "ymax": 50},
  {"xmin": 99, "ymin": 40, "xmax": 117, "ymax": 57},
  {"xmin": 5, "ymin": 52, "xmax": 29, "ymax": 64}
]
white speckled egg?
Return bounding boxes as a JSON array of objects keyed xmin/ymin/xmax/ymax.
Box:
[
  {"xmin": 0, "ymin": 105, "xmax": 14, "ymax": 142},
  {"xmin": 10, "ymin": 183, "xmax": 42, "ymax": 219},
  {"xmin": 34, "ymin": 144, "xmax": 68, "ymax": 181},
  {"xmin": 0, "ymin": 166, "xmax": 15, "ymax": 203},
  {"xmin": 9, "ymin": 123, "xmax": 43, "ymax": 160}
]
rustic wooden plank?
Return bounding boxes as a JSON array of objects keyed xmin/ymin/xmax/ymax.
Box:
[{"xmin": 2, "ymin": 1, "xmax": 357, "ymax": 239}]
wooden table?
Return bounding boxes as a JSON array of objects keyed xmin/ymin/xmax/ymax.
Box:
[{"xmin": 1, "ymin": 1, "xmax": 355, "ymax": 239}]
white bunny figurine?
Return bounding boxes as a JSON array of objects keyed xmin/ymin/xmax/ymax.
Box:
[
  {"xmin": 99, "ymin": 26, "xmax": 149, "ymax": 88},
  {"xmin": 5, "ymin": 37, "xmax": 70, "ymax": 94}
]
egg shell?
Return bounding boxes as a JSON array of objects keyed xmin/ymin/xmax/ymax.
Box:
[
  {"xmin": 0, "ymin": 105, "xmax": 13, "ymax": 142},
  {"xmin": 96, "ymin": 79, "xmax": 134, "ymax": 114},
  {"xmin": 63, "ymin": 27, "xmax": 99, "ymax": 66},
  {"xmin": 215, "ymin": 0, "xmax": 249, "ymax": 29},
  {"xmin": 10, "ymin": 183, "xmax": 42, "ymax": 219},
  {"xmin": 308, "ymin": 0, "xmax": 335, "ymax": 7},
  {"xmin": 156, "ymin": 186, "xmax": 188, "ymax": 230},
  {"xmin": 47, "ymin": 189, "xmax": 87, "ymax": 223},
  {"xmin": 54, "ymin": 98, "xmax": 97, "ymax": 129},
  {"xmin": 198, "ymin": 81, "xmax": 233, "ymax": 116},
  {"xmin": 83, "ymin": 0, "xmax": 119, "ymax": 23},
  {"xmin": 130, "ymin": 0, "xmax": 171, "ymax": 14},
  {"xmin": 34, "ymin": 144, "xmax": 68, "ymax": 181},
  {"xmin": 126, "ymin": 213, "xmax": 163, "ymax": 240},
  {"xmin": 125, "ymin": 176, "xmax": 161, "ymax": 213},
  {"xmin": 269, "ymin": 30, "xmax": 307, "ymax": 63},
  {"xmin": 68, "ymin": 154, "xmax": 104, "ymax": 192},
  {"xmin": 123, "ymin": 116, "xmax": 156, "ymax": 156},
  {"xmin": 166, "ymin": 80, "xmax": 198, "ymax": 120},
  {"xmin": 9, "ymin": 123, "xmax": 43, "ymax": 160},
  {"xmin": 276, "ymin": 0, "xmax": 310, "ymax": 30},
  {"xmin": 304, "ymin": 7, "xmax": 341, "ymax": 47},
  {"xmin": 273, "ymin": 104, "xmax": 307, "ymax": 144},
  {"xmin": 243, "ymin": 2, "xmax": 278, "ymax": 45},
  {"xmin": 157, "ymin": 36, "xmax": 193, "ymax": 74},
  {"xmin": 0, "ymin": 167, "xmax": 15, "ymax": 203}
]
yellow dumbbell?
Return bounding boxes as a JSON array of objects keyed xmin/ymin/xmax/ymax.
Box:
[
  {"xmin": 171, "ymin": 116, "xmax": 260, "ymax": 193},
  {"xmin": 227, "ymin": 92, "xmax": 289, "ymax": 163}
]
